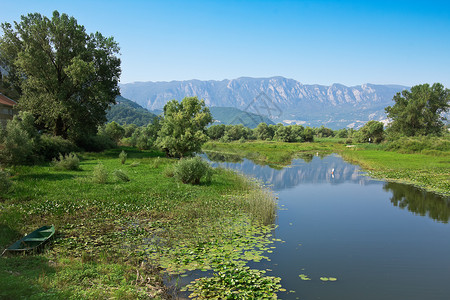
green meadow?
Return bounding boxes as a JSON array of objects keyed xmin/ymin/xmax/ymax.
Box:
[
  {"xmin": 1, "ymin": 137, "xmax": 448, "ymax": 299},
  {"xmin": 0, "ymin": 148, "xmax": 279, "ymax": 299}
]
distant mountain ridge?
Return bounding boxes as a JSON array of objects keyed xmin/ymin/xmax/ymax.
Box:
[{"xmin": 120, "ymin": 77, "xmax": 409, "ymax": 129}]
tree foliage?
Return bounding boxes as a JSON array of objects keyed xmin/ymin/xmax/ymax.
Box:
[
  {"xmin": 156, "ymin": 97, "xmax": 212, "ymax": 158},
  {"xmin": 254, "ymin": 123, "xmax": 275, "ymax": 140},
  {"xmin": 207, "ymin": 124, "xmax": 226, "ymax": 140},
  {"xmin": 104, "ymin": 121, "xmax": 125, "ymax": 143},
  {"xmin": 274, "ymin": 125, "xmax": 296, "ymax": 142},
  {"xmin": 385, "ymin": 83, "xmax": 449, "ymax": 137},
  {"xmin": 356, "ymin": 120, "xmax": 384, "ymax": 143},
  {"xmin": 0, "ymin": 11, "xmax": 121, "ymax": 141},
  {"xmin": 0, "ymin": 111, "xmax": 39, "ymax": 165}
]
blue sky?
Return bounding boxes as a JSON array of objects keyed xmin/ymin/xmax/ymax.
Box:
[{"xmin": 1, "ymin": 0, "xmax": 449, "ymax": 86}]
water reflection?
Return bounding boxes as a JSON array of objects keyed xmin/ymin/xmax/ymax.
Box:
[
  {"xmin": 384, "ymin": 182, "xmax": 450, "ymax": 223},
  {"xmin": 204, "ymin": 151, "xmax": 243, "ymax": 163},
  {"xmin": 204, "ymin": 153, "xmax": 377, "ymax": 191},
  {"xmin": 203, "ymin": 151, "xmax": 450, "ymax": 223},
  {"xmin": 201, "ymin": 151, "xmax": 450, "ymax": 299}
]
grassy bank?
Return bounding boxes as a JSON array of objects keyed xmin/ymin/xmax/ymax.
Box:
[
  {"xmin": 203, "ymin": 139, "xmax": 345, "ymax": 167},
  {"xmin": 340, "ymin": 143, "xmax": 449, "ymax": 196},
  {"xmin": 0, "ymin": 147, "xmax": 278, "ymax": 299}
]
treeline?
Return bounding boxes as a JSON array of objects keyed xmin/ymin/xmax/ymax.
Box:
[
  {"xmin": 205, "ymin": 120, "xmax": 384, "ymax": 143},
  {"xmin": 96, "ymin": 119, "xmax": 384, "ymax": 149}
]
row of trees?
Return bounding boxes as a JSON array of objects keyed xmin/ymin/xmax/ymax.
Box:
[
  {"xmin": 206, "ymin": 121, "xmax": 383, "ymax": 143},
  {"xmin": 95, "ymin": 109, "xmax": 384, "ymax": 160}
]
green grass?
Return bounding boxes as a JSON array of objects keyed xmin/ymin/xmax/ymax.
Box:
[
  {"xmin": 340, "ymin": 147, "xmax": 449, "ymax": 196},
  {"xmin": 203, "ymin": 140, "xmax": 344, "ymax": 167},
  {"xmin": 0, "ymin": 147, "xmax": 279, "ymax": 299}
]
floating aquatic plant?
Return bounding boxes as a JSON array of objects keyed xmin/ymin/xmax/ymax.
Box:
[
  {"xmin": 181, "ymin": 262, "xmax": 284, "ymax": 299},
  {"xmin": 320, "ymin": 276, "xmax": 337, "ymax": 282},
  {"xmin": 299, "ymin": 274, "xmax": 311, "ymax": 281}
]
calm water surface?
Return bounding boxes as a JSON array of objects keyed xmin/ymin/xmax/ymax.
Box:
[{"xmin": 205, "ymin": 153, "xmax": 450, "ymax": 300}]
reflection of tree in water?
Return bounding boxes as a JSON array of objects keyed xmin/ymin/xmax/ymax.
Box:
[
  {"xmin": 204, "ymin": 151, "xmax": 243, "ymax": 163},
  {"xmin": 297, "ymin": 153, "xmax": 313, "ymax": 163},
  {"xmin": 204, "ymin": 153, "xmax": 375, "ymax": 190},
  {"xmin": 383, "ymin": 182, "xmax": 450, "ymax": 223}
]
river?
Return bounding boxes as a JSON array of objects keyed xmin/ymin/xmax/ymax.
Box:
[{"xmin": 203, "ymin": 152, "xmax": 450, "ymax": 300}]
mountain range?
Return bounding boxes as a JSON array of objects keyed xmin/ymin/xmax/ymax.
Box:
[{"xmin": 119, "ymin": 77, "xmax": 409, "ymax": 129}]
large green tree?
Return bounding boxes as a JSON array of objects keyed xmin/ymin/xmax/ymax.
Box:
[
  {"xmin": 156, "ymin": 97, "xmax": 212, "ymax": 158},
  {"xmin": 254, "ymin": 122, "xmax": 274, "ymax": 140},
  {"xmin": 356, "ymin": 120, "xmax": 384, "ymax": 143},
  {"xmin": 385, "ymin": 83, "xmax": 449, "ymax": 136},
  {"xmin": 0, "ymin": 11, "xmax": 121, "ymax": 140}
]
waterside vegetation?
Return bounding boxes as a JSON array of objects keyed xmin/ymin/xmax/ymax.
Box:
[{"xmin": 0, "ymin": 148, "xmax": 280, "ymax": 298}]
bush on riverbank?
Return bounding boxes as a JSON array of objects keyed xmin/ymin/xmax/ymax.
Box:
[{"xmin": 173, "ymin": 156, "xmax": 214, "ymax": 184}]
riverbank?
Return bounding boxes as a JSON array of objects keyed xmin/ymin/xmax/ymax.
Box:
[
  {"xmin": 203, "ymin": 139, "xmax": 345, "ymax": 167},
  {"xmin": 340, "ymin": 145, "xmax": 449, "ymax": 196},
  {"xmin": 203, "ymin": 139, "xmax": 449, "ymax": 196},
  {"xmin": 0, "ymin": 147, "xmax": 278, "ymax": 299}
]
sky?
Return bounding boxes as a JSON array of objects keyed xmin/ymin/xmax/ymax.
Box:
[{"xmin": 1, "ymin": 0, "xmax": 449, "ymax": 87}]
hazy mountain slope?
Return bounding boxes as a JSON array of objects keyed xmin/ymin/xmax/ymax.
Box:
[
  {"xmin": 107, "ymin": 96, "xmax": 156, "ymax": 126},
  {"xmin": 209, "ymin": 107, "xmax": 275, "ymax": 128},
  {"xmin": 120, "ymin": 77, "xmax": 409, "ymax": 129}
]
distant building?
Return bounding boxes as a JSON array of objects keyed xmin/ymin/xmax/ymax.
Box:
[{"xmin": 0, "ymin": 93, "xmax": 17, "ymax": 126}]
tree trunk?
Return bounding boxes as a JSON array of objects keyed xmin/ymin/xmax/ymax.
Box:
[{"xmin": 54, "ymin": 116, "xmax": 67, "ymax": 138}]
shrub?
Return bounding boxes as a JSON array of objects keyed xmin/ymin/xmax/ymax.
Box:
[
  {"xmin": 39, "ymin": 135, "xmax": 78, "ymax": 161},
  {"xmin": 129, "ymin": 161, "xmax": 140, "ymax": 168},
  {"xmin": 219, "ymin": 134, "xmax": 230, "ymax": 143},
  {"xmin": 76, "ymin": 134, "xmax": 116, "ymax": 152},
  {"xmin": 113, "ymin": 169, "xmax": 130, "ymax": 182},
  {"xmin": 0, "ymin": 170, "xmax": 12, "ymax": 194},
  {"xmin": 162, "ymin": 164, "xmax": 175, "ymax": 178},
  {"xmin": 173, "ymin": 157, "xmax": 213, "ymax": 185},
  {"xmin": 119, "ymin": 150, "xmax": 127, "ymax": 165},
  {"xmin": 385, "ymin": 136, "xmax": 450, "ymax": 153},
  {"xmin": 0, "ymin": 112, "xmax": 38, "ymax": 165},
  {"xmin": 52, "ymin": 153, "xmax": 80, "ymax": 171},
  {"xmin": 203, "ymin": 167, "xmax": 214, "ymax": 184},
  {"xmin": 92, "ymin": 163, "xmax": 108, "ymax": 184},
  {"xmin": 152, "ymin": 157, "xmax": 161, "ymax": 168}
]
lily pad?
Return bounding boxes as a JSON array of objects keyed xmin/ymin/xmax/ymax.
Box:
[
  {"xmin": 299, "ymin": 274, "xmax": 311, "ymax": 281},
  {"xmin": 320, "ymin": 276, "xmax": 337, "ymax": 282}
]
